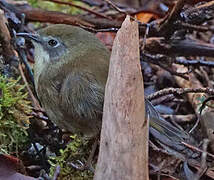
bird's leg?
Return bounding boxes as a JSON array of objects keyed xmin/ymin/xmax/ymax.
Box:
[
  {"xmin": 70, "ymin": 138, "xmax": 98, "ymax": 172},
  {"xmin": 86, "ymin": 138, "xmax": 98, "ymax": 171}
]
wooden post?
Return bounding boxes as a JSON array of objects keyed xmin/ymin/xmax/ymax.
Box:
[{"xmin": 94, "ymin": 16, "xmax": 149, "ymax": 180}]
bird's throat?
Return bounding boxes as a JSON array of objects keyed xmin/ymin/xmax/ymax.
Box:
[{"xmin": 33, "ymin": 46, "xmax": 50, "ymax": 92}]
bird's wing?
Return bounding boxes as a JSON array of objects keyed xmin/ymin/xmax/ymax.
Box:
[{"xmin": 59, "ymin": 71, "xmax": 105, "ymax": 120}]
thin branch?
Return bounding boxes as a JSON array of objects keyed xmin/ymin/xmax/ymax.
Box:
[
  {"xmin": 155, "ymin": 61, "xmax": 189, "ymax": 80},
  {"xmin": 160, "ymin": 0, "xmax": 186, "ymax": 27},
  {"xmin": 103, "ymin": 0, "xmax": 147, "ymax": 27},
  {"xmin": 18, "ymin": 63, "xmax": 41, "ymax": 110},
  {"xmin": 103, "ymin": 0, "xmax": 127, "ymax": 14},
  {"xmin": 78, "ymin": 23, "xmax": 119, "ymax": 33},
  {"xmin": 43, "ymin": 0, "xmax": 112, "ymax": 20},
  {"xmin": 176, "ymin": 21, "xmax": 214, "ymax": 33},
  {"xmin": 147, "ymin": 87, "xmax": 214, "ymax": 101},
  {"xmin": 52, "ymin": 165, "xmax": 61, "ymax": 180},
  {"xmin": 175, "ymin": 58, "xmax": 214, "ymax": 67},
  {"xmin": 141, "ymin": 53, "xmax": 189, "ymax": 80},
  {"xmin": 181, "ymin": 141, "xmax": 214, "ymax": 159}
]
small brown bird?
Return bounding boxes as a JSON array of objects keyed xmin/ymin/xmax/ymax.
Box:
[
  {"xmin": 20, "ymin": 24, "xmax": 110, "ymax": 138},
  {"xmin": 17, "ymin": 24, "xmax": 191, "ymax": 150}
]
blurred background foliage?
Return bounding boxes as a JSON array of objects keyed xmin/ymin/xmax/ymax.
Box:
[{"xmin": 27, "ymin": 0, "xmax": 87, "ymax": 15}]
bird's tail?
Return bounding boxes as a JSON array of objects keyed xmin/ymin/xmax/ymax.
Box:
[{"xmin": 145, "ymin": 99, "xmax": 195, "ymax": 153}]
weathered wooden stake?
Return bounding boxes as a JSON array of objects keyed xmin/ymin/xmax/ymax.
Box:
[{"xmin": 94, "ymin": 16, "xmax": 149, "ymax": 180}]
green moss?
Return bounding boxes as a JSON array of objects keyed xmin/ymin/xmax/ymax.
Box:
[
  {"xmin": 27, "ymin": 0, "xmax": 88, "ymax": 15},
  {"xmin": 0, "ymin": 76, "xmax": 32, "ymax": 154},
  {"xmin": 49, "ymin": 135, "xmax": 94, "ymax": 179}
]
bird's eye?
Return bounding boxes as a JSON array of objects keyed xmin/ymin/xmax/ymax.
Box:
[{"xmin": 48, "ymin": 39, "xmax": 58, "ymax": 47}]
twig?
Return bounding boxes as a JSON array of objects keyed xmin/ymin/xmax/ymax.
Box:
[
  {"xmin": 1, "ymin": 1, "xmax": 122, "ymax": 29},
  {"xmin": 18, "ymin": 63, "xmax": 41, "ymax": 110},
  {"xmin": 31, "ymin": 111, "xmax": 48, "ymax": 121},
  {"xmin": 141, "ymin": 53, "xmax": 189, "ymax": 80},
  {"xmin": 103, "ymin": 0, "xmax": 127, "ymax": 14},
  {"xmin": 141, "ymin": 24, "xmax": 150, "ymax": 52},
  {"xmin": 103, "ymin": 0, "xmax": 147, "ymax": 27},
  {"xmin": 159, "ymin": 0, "xmax": 187, "ymax": 35},
  {"xmin": 162, "ymin": 114, "xmax": 196, "ymax": 123},
  {"xmin": 52, "ymin": 165, "xmax": 60, "ymax": 180},
  {"xmin": 150, "ymin": 94, "xmax": 175, "ymax": 106},
  {"xmin": 181, "ymin": 142, "xmax": 214, "ymax": 158},
  {"xmin": 156, "ymin": 62, "xmax": 189, "ymax": 80},
  {"xmin": 177, "ymin": 21, "xmax": 214, "ymax": 33},
  {"xmin": 175, "ymin": 58, "xmax": 214, "ymax": 68},
  {"xmin": 43, "ymin": 0, "xmax": 112, "ymax": 20},
  {"xmin": 14, "ymin": 35, "xmax": 35, "ymax": 85},
  {"xmin": 78, "ymin": 23, "xmax": 119, "ymax": 33},
  {"xmin": 32, "ymin": 107, "xmax": 45, "ymax": 113},
  {"xmin": 145, "ymin": 37, "xmax": 214, "ymax": 57},
  {"xmin": 188, "ymin": 113, "xmax": 200, "ymax": 134},
  {"xmin": 147, "ymin": 87, "xmax": 214, "ymax": 101},
  {"xmin": 199, "ymin": 66, "xmax": 213, "ymax": 88},
  {"xmin": 196, "ymin": 139, "xmax": 209, "ymax": 179},
  {"xmin": 181, "ymin": 141, "xmax": 214, "ymax": 159}
]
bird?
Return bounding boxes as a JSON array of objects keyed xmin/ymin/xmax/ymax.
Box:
[
  {"xmin": 17, "ymin": 24, "xmax": 192, "ymax": 151},
  {"xmin": 18, "ymin": 24, "xmax": 109, "ymax": 138}
]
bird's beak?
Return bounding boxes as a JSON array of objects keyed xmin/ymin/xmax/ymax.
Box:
[{"xmin": 16, "ymin": 33, "xmax": 42, "ymax": 43}]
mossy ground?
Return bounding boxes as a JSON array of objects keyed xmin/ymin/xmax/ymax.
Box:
[
  {"xmin": 0, "ymin": 75, "xmax": 32, "ymax": 155},
  {"xmin": 49, "ymin": 135, "xmax": 94, "ymax": 179}
]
